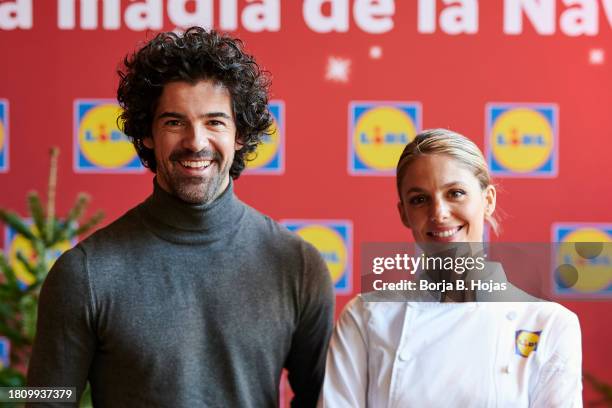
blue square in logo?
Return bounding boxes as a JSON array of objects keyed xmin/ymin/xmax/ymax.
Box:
[
  {"xmin": 0, "ymin": 337, "xmax": 9, "ymax": 368},
  {"xmin": 282, "ymin": 220, "xmax": 353, "ymax": 295},
  {"xmin": 245, "ymin": 101, "xmax": 285, "ymax": 175},
  {"xmin": 0, "ymin": 100, "xmax": 9, "ymax": 172},
  {"xmin": 486, "ymin": 103, "xmax": 558, "ymax": 178},
  {"xmin": 74, "ymin": 99, "xmax": 144, "ymax": 173},
  {"xmin": 349, "ymin": 102, "xmax": 421, "ymax": 176},
  {"xmin": 551, "ymin": 223, "xmax": 612, "ymax": 298}
]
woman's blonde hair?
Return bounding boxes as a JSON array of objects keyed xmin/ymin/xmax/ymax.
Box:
[{"xmin": 396, "ymin": 128, "xmax": 499, "ymax": 234}]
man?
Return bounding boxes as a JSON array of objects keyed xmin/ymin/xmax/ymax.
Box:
[{"xmin": 27, "ymin": 27, "xmax": 334, "ymax": 407}]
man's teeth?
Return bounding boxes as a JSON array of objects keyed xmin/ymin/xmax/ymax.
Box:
[
  {"xmin": 430, "ymin": 227, "xmax": 461, "ymax": 238},
  {"xmin": 180, "ymin": 160, "xmax": 211, "ymax": 168}
]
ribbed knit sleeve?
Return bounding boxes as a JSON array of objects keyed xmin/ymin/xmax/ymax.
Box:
[
  {"xmin": 286, "ymin": 241, "xmax": 335, "ymax": 408},
  {"xmin": 26, "ymin": 245, "xmax": 96, "ymax": 407}
]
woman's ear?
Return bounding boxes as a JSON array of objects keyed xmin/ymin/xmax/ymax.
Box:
[{"xmin": 484, "ymin": 185, "xmax": 496, "ymax": 217}]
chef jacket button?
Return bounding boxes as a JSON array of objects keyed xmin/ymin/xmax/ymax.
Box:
[
  {"xmin": 506, "ymin": 311, "xmax": 517, "ymax": 321},
  {"xmin": 399, "ymin": 349, "xmax": 412, "ymax": 361},
  {"xmin": 502, "ymin": 365, "xmax": 513, "ymax": 374}
]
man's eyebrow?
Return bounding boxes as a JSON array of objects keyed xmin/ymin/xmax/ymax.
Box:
[{"xmin": 156, "ymin": 111, "xmax": 233, "ymax": 120}]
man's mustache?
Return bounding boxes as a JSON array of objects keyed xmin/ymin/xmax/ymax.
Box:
[{"xmin": 169, "ymin": 149, "xmax": 221, "ymax": 162}]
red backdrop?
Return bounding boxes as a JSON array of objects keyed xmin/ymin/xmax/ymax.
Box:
[{"xmin": 1, "ymin": 0, "xmax": 611, "ymax": 404}]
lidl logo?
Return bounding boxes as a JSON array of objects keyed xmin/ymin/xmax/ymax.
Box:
[
  {"xmin": 0, "ymin": 337, "xmax": 9, "ymax": 368},
  {"xmin": 4, "ymin": 220, "xmax": 75, "ymax": 289},
  {"xmin": 246, "ymin": 101, "xmax": 284, "ymax": 174},
  {"xmin": 74, "ymin": 100, "xmax": 144, "ymax": 173},
  {"xmin": 349, "ymin": 102, "xmax": 421, "ymax": 175},
  {"xmin": 552, "ymin": 224, "xmax": 612, "ymax": 297},
  {"xmin": 0, "ymin": 99, "xmax": 9, "ymax": 172},
  {"xmin": 486, "ymin": 104, "xmax": 558, "ymax": 177},
  {"xmin": 515, "ymin": 330, "xmax": 541, "ymax": 358},
  {"xmin": 282, "ymin": 220, "xmax": 352, "ymax": 294}
]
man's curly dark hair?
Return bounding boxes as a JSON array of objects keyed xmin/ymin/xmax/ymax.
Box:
[{"xmin": 117, "ymin": 26, "xmax": 273, "ymax": 179}]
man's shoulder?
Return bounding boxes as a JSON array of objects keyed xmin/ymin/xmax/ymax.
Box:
[
  {"xmin": 242, "ymin": 204, "xmax": 306, "ymax": 248},
  {"xmin": 77, "ymin": 205, "xmax": 145, "ymax": 253},
  {"xmin": 241, "ymin": 204, "xmax": 328, "ymax": 269}
]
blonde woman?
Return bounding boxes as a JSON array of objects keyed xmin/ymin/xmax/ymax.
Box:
[{"xmin": 319, "ymin": 129, "xmax": 582, "ymax": 407}]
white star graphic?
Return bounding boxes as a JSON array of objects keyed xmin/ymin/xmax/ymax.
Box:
[
  {"xmin": 589, "ymin": 48, "xmax": 605, "ymax": 65},
  {"xmin": 369, "ymin": 46, "xmax": 382, "ymax": 59},
  {"xmin": 325, "ymin": 57, "xmax": 351, "ymax": 83}
]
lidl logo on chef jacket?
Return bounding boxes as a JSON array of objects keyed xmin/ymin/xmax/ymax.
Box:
[
  {"xmin": 553, "ymin": 224, "xmax": 612, "ymax": 297},
  {"xmin": 282, "ymin": 220, "xmax": 352, "ymax": 294},
  {"xmin": 0, "ymin": 99, "xmax": 9, "ymax": 172},
  {"xmin": 74, "ymin": 100, "xmax": 144, "ymax": 173},
  {"xmin": 245, "ymin": 101, "xmax": 284, "ymax": 174},
  {"xmin": 486, "ymin": 104, "xmax": 557, "ymax": 177},
  {"xmin": 515, "ymin": 330, "xmax": 541, "ymax": 358},
  {"xmin": 349, "ymin": 102, "xmax": 420, "ymax": 175}
]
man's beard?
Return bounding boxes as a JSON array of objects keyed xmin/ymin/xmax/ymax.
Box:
[{"xmin": 158, "ymin": 149, "xmax": 231, "ymax": 204}]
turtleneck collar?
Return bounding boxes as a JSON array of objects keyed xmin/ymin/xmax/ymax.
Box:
[{"xmin": 137, "ymin": 178, "xmax": 246, "ymax": 244}]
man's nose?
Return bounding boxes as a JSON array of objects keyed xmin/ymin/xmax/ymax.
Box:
[
  {"xmin": 183, "ymin": 125, "xmax": 210, "ymax": 152},
  {"xmin": 430, "ymin": 197, "xmax": 450, "ymax": 223}
]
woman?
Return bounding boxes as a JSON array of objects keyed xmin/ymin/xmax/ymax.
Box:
[{"xmin": 319, "ymin": 129, "xmax": 582, "ymax": 407}]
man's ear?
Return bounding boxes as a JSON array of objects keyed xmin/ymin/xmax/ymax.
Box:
[
  {"xmin": 397, "ymin": 201, "xmax": 412, "ymax": 229},
  {"xmin": 142, "ymin": 137, "xmax": 154, "ymax": 149},
  {"xmin": 235, "ymin": 135, "xmax": 244, "ymax": 151}
]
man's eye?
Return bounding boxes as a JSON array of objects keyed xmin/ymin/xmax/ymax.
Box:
[
  {"xmin": 208, "ymin": 120, "xmax": 226, "ymax": 127},
  {"xmin": 164, "ymin": 120, "xmax": 181, "ymax": 126},
  {"xmin": 409, "ymin": 195, "xmax": 427, "ymax": 205}
]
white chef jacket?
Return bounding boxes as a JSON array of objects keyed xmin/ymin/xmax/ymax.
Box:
[{"xmin": 319, "ymin": 295, "xmax": 582, "ymax": 408}]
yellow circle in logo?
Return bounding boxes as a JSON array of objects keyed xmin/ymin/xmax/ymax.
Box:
[
  {"xmin": 295, "ymin": 225, "xmax": 347, "ymax": 284},
  {"xmin": 516, "ymin": 330, "xmax": 540, "ymax": 357},
  {"xmin": 491, "ymin": 108, "xmax": 554, "ymax": 172},
  {"xmin": 557, "ymin": 228, "xmax": 612, "ymax": 293},
  {"xmin": 247, "ymin": 120, "xmax": 280, "ymax": 169},
  {"xmin": 79, "ymin": 104, "xmax": 136, "ymax": 168},
  {"xmin": 8, "ymin": 226, "xmax": 72, "ymax": 287},
  {"xmin": 354, "ymin": 106, "xmax": 416, "ymax": 171}
]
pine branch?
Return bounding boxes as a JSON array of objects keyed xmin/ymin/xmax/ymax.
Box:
[
  {"xmin": 15, "ymin": 251, "xmax": 38, "ymax": 280},
  {"xmin": 27, "ymin": 192, "xmax": 46, "ymax": 242},
  {"xmin": 0, "ymin": 210, "xmax": 36, "ymax": 241},
  {"xmin": 45, "ymin": 147, "xmax": 59, "ymax": 241},
  {"xmin": 0, "ymin": 253, "xmax": 19, "ymax": 290},
  {"xmin": 74, "ymin": 210, "xmax": 105, "ymax": 237},
  {"xmin": 67, "ymin": 194, "xmax": 90, "ymax": 226}
]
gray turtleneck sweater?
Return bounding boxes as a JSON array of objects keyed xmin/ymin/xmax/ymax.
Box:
[{"xmin": 27, "ymin": 180, "xmax": 334, "ymax": 408}]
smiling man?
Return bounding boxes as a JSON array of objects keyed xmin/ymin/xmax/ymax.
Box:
[{"xmin": 27, "ymin": 27, "xmax": 334, "ymax": 408}]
